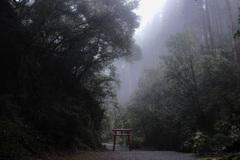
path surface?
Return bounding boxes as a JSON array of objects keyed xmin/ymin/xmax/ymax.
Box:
[
  {"xmin": 83, "ymin": 151, "xmax": 199, "ymax": 160},
  {"xmin": 83, "ymin": 143, "xmax": 200, "ymax": 160},
  {"xmin": 32, "ymin": 144, "xmax": 199, "ymax": 160}
]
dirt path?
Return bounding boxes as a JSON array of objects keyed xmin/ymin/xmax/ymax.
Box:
[
  {"xmin": 77, "ymin": 151, "xmax": 199, "ymax": 160},
  {"xmin": 28, "ymin": 144, "xmax": 199, "ymax": 160},
  {"xmin": 81, "ymin": 143, "xmax": 200, "ymax": 160}
]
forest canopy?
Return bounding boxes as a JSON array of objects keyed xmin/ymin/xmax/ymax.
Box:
[
  {"xmin": 1, "ymin": 0, "xmax": 240, "ymax": 159},
  {"xmin": 0, "ymin": 0, "xmax": 140, "ymax": 158},
  {"xmin": 113, "ymin": 0, "xmax": 240, "ymax": 156}
]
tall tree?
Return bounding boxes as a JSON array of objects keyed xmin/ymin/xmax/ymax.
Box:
[
  {"xmin": 226, "ymin": 0, "xmax": 238, "ymax": 62},
  {"xmin": 0, "ymin": 0, "xmax": 140, "ymax": 158}
]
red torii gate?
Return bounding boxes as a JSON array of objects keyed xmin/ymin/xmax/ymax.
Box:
[{"xmin": 112, "ymin": 129, "xmax": 131, "ymax": 151}]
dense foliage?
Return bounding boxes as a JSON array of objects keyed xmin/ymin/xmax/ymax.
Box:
[
  {"xmin": 114, "ymin": 0, "xmax": 240, "ymax": 157},
  {"xmin": 0, "ymin": 0, "xmax": 139, "ymax": 159},
  {"xmin": 118, "ymin": 31, "xmax": 240, "ymax": 152}
]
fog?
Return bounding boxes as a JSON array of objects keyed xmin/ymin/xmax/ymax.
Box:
[
  {"xmin": 2, "ymin": 0, "xmax": 240, "ymax": 156},
  {"xmin": 116, "ymin": 0, "xmax": 240, "ymax": 104},
  {"xmin": 115, "ymin": 0, "xmax": 178, "ymax": 104},
  {"xmin": 116, "ymin": 0, "xmax": 166, "ymax": 104}
]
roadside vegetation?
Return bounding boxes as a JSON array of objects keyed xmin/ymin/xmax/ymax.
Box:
[
  {"xmin": 0, "ymin": 0, "xmax": 140, "ymax": 159},
  {"xmin": 112, "ymin": 1, "xmax": 240, "ymax": 159},
  {"xmin": 1, "ymin": 0, "xmax": 240, "ymax": 160}
]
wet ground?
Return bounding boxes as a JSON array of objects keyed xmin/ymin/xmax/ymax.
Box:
[{"xmin": 89, "ymin": 143, "xmax": 200, "ymax": 160}]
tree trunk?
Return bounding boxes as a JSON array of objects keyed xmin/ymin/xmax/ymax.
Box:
[
  {"xmin": 226, "ymin": 0, "xmax": 238, "ymax": 62},
  {"xmin": 205, "ymin": 0, "xmax": 215, "ymax": 50}
]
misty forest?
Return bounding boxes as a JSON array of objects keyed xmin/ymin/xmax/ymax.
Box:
[{"xmin": 1, "ymin": 0, "xmax": 240, "ymax": 159}]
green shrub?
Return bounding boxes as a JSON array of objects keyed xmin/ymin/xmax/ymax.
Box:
[
  {"xmin": 181, "ymin": 138, "xmax": 194, "ymax": 152},
  {"xmin": 224, "ymin": 153, "xmax": 240, "ymax": 160},
  {"xmin": 0, "ymin": 119, "xmax": 44, "ymax": 159},
  {"xmin": 131, "ymin": 136, "xmax": 145, "ymax": 149},
  {"xmin": 0, "ymin": 119, "xmax": 28, "ymax": 159},
  {"xmin": 192, "ymin": 131, "xmax": 211, "ymax": 155},
  {"xmin": 182, "ymin": 131, "xmax": 211, "ymax": 155},
  {"xmin": 211, "ymin": 133, "xmax": 230, "ymax": 152}
]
